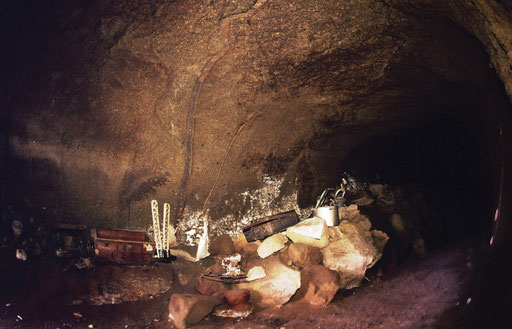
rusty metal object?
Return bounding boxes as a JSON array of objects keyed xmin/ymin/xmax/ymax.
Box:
[
  {"xmin": 92, "ymin": 228, "xmax": 155, "ymax": 265},
  {"xmin": 242, "ymin": 210, "xmax": 298, "ymax": 242}
]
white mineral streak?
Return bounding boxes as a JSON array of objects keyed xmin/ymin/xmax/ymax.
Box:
[{"xmin": 181, "ymin": 175, "xmax": 308, "ymax": 244}]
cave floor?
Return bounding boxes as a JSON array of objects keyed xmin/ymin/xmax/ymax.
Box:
[{"xmin": 0, "ymin": 241, "xmax": 479, "ymax": 329}]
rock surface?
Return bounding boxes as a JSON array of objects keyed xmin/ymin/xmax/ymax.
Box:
[
  {"xmin": 210, "ymin": 234, "xmax": 235, "ymax": 256},
  {"xmin": 285, "ymin": 243, "xmax": 322, "ymax": 269},
  {"xmin": 237, "ymin": 255, "xmax": 301, "ymax": 308},
  {"xmin": 322, "ymin": 221, "xmax": 387, "ymax": 289},
  {"xmin": 168, "ymin": 293, "xmax": 221, "ymax": 329},
  {"xmin": 223, "ymin": 289, "xmax": 250, "ymax": 306},
  {"xmin": 257, "ymin": 233, "xmax": 288, "ymax": 258},
  {"xmin": 286, "ymin": 217, "xmax": 329, "ymax": 248},
  {"xmin": 300, "ymin": 265, "xmax": 340, "ymax": 307},
  {"xmin": 246, "ymin": 266, "xmax": 266, "ymax": 281}
]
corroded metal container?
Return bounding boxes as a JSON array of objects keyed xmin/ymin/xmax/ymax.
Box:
[
  {"xmin": 242, "ymin": 210, "xmax": 299, "ymax": 242},
  {"xmin": 92, "ymin": 228, "xmax": 155, "ymax": 265}
]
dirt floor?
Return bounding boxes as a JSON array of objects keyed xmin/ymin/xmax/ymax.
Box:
[{"xmin": 0, "ymin": 238, "xmax": 489, "ymax": 329}]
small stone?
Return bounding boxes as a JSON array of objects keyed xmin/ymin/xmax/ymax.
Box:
[
  {"xmin": 301, "ymin": 265, "xmax": 340, "ymax": 306},
  {"xmin": 210, "ymin": 234, "xmax": 235, "ymax": 256},
  {"xmin": 390, "ymin": 214, "xmax": 405, "ymax": 231},
  {"xmin": 16, "ymin": 249, "xmax": 27, "ymax": 261},
  {"xmin": 286, "ymin": 243, "xmax": 322, "ymax": 269},
  {"xmin": 234, "ymin": 233, "xmax": 248, "ymax": 252},
  {"xmin": 246, "ymin": 266, "xmax": 266, "ymax": 281},
  {"xmin": 257, "ymin": 233, "xmax": 288, "ymax": 258},
  {"xmin": 223, "ymin": 289, "xmax": 250, "ymax": 306},
  {"xmin": 286, "ymin": 217, "xmax": 329, "ymax": 248},
  {"xmin": 168, "ymin": 294, "xmax": 221, "ymax": 329}
]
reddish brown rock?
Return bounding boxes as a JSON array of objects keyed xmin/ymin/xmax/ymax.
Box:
[
  {"xmin": 301, "ymin": 265, "xmax": 340, "ymax": 306},
  {"xmin": 210, "ymin": 234, "xmax": 235, "ymax": 256},
  {"xmin": 223, "ymin": 289, "xmax": 250, "ymax": 306}
]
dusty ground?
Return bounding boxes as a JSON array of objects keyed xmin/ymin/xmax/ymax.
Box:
[{"xmin": 0, "ymin": 239, "xmax": 486, "ymax": 329}]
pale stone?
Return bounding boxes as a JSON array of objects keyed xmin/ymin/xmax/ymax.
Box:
[
  {"xmin": 285, "ymin": 217, "xmax": 329, "ymax": 248},
  {"xmin": 237, "ymin": 255, "xmax": 301, "ymax": 308},
  {"xmin": 257, "ymin": 233, "xmax": 288, "ymax": 258},
  {"xmin": 168, "ymin": 293, "xmax": 221, "ymax": 329},
  {"xmin": 322, "ymin": 221, "xmax": 383, "ymax": 289},
  {"xmin": 390, "ymin": 213, "xmax": 405, "ymax": 231},
  {"xmin": 246, "ymin": 266, "xmax": 266, "ymax": 281}
]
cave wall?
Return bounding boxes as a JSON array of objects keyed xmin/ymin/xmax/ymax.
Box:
[{"xmin": 1, "ymin": 0, "xmax": 511, "ymax": 245}]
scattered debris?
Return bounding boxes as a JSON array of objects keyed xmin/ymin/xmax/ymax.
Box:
[
  {"xmin": 75, "ymin": 257, "xmax": 93, "ymax": 270},
  {"xmin": 221, "ymin": 253, "xmax": 243, "ymax": 277}
]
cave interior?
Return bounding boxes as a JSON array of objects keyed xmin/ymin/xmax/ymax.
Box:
[{"xmin": 1, "ymin": 0, "xmax": 511, "ymax": 328}]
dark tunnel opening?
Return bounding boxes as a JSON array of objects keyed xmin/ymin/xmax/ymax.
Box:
[{"xmin": 339, "ymin": 116, "xmax": 494, "ymax": 251}]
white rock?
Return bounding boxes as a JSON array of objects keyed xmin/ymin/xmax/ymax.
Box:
[
  {"xmin": 286, "ymin": 217, "xmax": 329, "ymax": 248},
  {"xmin": 257, "ymin": 233, "xmax": 288, "ymax": 258},
  {"xmin": 246, "ymin": 266, "xmax": 266, "ymax": 281},
  {"xmin": 237, "ymin": 255, "xmax": 300, "ymax": 308}
]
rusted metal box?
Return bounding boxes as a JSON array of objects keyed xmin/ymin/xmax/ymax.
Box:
[
  {"xmin": 91, "ymin": 228, "xmax": 155, "ymax": 265},
  {"xmin": 242, "ymin": 210, "xmax": 299, "ymax": 242}
]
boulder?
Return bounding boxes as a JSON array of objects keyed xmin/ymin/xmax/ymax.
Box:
[
  {"xmin": 286, "ymin": 243, "xmax": 322, "ymax": 269},
  {"xmin": 322, "ymin": 221, "xmax": 386, "ymax": 289},
  {"xmin": 301, "ymin": 265, "xmax": 340, "ymax": 306},
  {"xmin": 257, "ymin": 233, "xmax": 288, "ymax": 258},
  {"xmin": 210, "ymin": 234, "xmax": 235, "ymax": 256},
  {"xmin": 286, "ymin": 217, "xmax": 329, "ymax": 248},
  {"xmin": 168, "ymin": 293, "xmax": 221, "ymax": 329},
  {"xmin": 233, "ymin": 233, "xmax": 249, "ymax": 252},
  {"xmin": 246, "ymin": 266, "xmax": 266, "ymax": 281},
  {"xmin": 237, "ymin": 255, "xmax": 301, "ymax": 308},
  {"xmin": 223, "ymin": 289, "xmax": 250, "ymax": 306}
]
